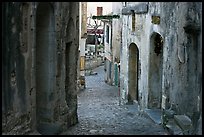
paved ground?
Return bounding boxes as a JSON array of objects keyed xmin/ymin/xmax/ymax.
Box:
[{"xmin": 60, "ymin": 65, "xmax": 169, "ymax": 135}]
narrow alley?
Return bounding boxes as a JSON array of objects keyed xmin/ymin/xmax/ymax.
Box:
[
  {"xmin": 2, "ymin": 2, "xmax": 202, "ymax": 135},
  {"xmin": 61, "ymin": 65, "xmax": 169, "ymax": 135}
]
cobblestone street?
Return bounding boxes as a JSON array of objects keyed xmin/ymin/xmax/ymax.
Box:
[{"xmin": 60, "ymin": 66, "xmax": 169, "ymax": 135}]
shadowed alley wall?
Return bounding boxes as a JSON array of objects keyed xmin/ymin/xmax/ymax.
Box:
[{"xmin": 2, "ymin": 2, "xmax": 79, "ymax": 135}]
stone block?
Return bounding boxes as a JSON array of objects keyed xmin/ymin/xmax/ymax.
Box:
[{"xmin": 174, "ymin": 115, "xmax": 192, "ymax": 133}]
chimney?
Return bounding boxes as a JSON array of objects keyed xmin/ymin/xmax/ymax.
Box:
[{"xmin": 97, "ymin": 7, "xmax": 103, "ymax": 16}]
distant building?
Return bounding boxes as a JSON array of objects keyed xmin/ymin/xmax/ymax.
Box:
[
  {"xmin": 103, "ymin": 19, "xmax": 113, "ymax": 85},
  {"xmin": 85, "ymin": 3, "xmax": 112, "ymax": 71}
]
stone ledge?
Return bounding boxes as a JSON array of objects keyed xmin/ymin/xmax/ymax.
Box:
[{"xmin": 144, "ymin": 109, "xmax": 162, "ymax": 125}]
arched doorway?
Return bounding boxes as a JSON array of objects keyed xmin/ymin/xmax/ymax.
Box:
[
  {"xmin": 148, "ymin": 32, "xmax": 163, "ymax": 109},
  {"xmin": 36, "ymin": 3, "xmax": 56, "ymax": 133},
  {"xmin": 128, "ymin": 43, "xmax": 139, "ymax": 103}
]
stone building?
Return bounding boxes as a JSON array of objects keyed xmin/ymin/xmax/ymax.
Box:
[
  {"xmin": 99, "ymin": 8, "xmax": 121, "ymax": 86},
  {"xmin": 103, "ymin": 19, "xmax": 113, "ymax": 85},
  {"xmin": 2, "ymin": 2, "xmax": 79, "ymax": 135},
  {"xmin": 117, "ymin": 2, "xmax": 202, "ymax": 134},
  {"xmin": 112, "ymin": 2, "xmax": 123, "ymax": 87}
]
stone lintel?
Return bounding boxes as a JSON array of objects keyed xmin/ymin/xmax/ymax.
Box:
[{"xmin": 122, "ymin": 3, "xmax": 148, "ymax": 15}]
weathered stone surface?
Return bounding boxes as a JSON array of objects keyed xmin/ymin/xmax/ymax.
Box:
[
  {"xmin": 165, "ymin": 119, "xmax": 183, "ymax": 135},
  {"xmin": 164, "ymin": 109, "xmax": 175, "ymax": 119},
  {"xmin": 118, "ymin": 2, "xmax": 202, "ymax": 135},
  {"xmin": 122, "ymin": 3, "xmax": 148, "ymax": 15},
  {"xmin": 2, "ymin": 2, "xmax": 79, "ymax": 135},
  {"xmin": 196, "ymin": 115, "xmax": 202, "ymax": 135},
  {"xmin": 37, "ymin": 122, "xmax": 62, "ymax": 135},
  {"xmin": 174, "ymin": 115, "xmax": 192, "ymax": 131}
]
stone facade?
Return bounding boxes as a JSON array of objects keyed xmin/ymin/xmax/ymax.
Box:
[
  {"xmin": 117, "ymin": 2, "xmax": 202, "ymax": 134},
  {"xmin": 112, "ymin": 2, "xmax": 123, "ymax": 87},
  {"xmin": 2, "ymin": 2, "xmax": 79, "ymax": 135},
  {"xmin": 103, "ymin": 20, "xmax": 113, "ymax": 85}
]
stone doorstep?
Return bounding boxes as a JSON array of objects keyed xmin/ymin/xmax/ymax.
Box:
[
  {"xmin": 144, "ymin": 109, "xmax": 162, "ymax": 125},
  {"xmin": 174, "ymin": 115, "xmax": 192, "ymax": 133}
]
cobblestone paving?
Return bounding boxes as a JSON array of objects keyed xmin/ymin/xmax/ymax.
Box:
[{"xmin": 61, "ymin": 66, "xmax": 169, "ymax": 135}]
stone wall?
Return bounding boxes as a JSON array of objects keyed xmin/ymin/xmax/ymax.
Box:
[
  {"xmin": 112, "ymin": 2, "xmax": 123, "ymax": 86},
  {"xmin": 2, "ymin": 2, "xmax": 79, "ymax": 135},
  {"xmin": 119, "ymin": 2, "xmax": 202, "ymax": 134},
  {"xmin": 158, "ymin": 2, "xmax": 202, "ymax": 134}
]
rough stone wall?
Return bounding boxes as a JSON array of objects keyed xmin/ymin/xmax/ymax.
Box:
[
  {"xmin": 120, "ymin": 14, "xmax": 129, "ymax": 104},
  {"xmin": 112, "ymin": 2, "xmax": 123, "ymax": 86},
  {"xmin": 2, "ymin": 2, "xmax": 79, "ymax": 135},
  {"xmin": 104, "ymin": 22, "xmax": 113, "ymax": 85},
  {"xmin": 157, "ymin": 2, "xmax": 202, "ymax": 134},
  {"xmin": 63, "ymin": 2, "xmax": 79, "ymax": 130},
  {"xmin": 120, "ymin": 2, "xmax": 202, "ymax": 134},
  {"xmin": 112, "ymin": 2, "xmax": 123, "ymax": 60},
  {"xmin": 2, "ymin": 3, "xmax": 32, "ymax": 134},
  {"xmin": 120, "ymin": 2, "xmax": 148, "ymax": 105}
]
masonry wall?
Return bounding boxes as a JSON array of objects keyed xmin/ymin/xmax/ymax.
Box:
[
  {"xmin": 104, "ymin": 22, "xmax": 113, "ymax": 85},
  {"xmin": 157, "ymin": 3, "xmax": 202, "ymax": 134},
  {"xmin": 112, "ymin": 2, "xmax": 123, "ymax": 86},
  {"xmin": 119, "ymin": 2, "xmax": 202, "ymax": 134},
  {"xmin": 120, "ymin": 2, "xmax": 148, "ymax": 105},
  {"xmin": 2, "ymin": 2, "xmax": 79, "ymax": 135}
]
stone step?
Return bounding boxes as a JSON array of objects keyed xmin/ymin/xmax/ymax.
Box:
[{"xmin": 144, "ymin": 109, "xmax": 162, "ymax": 125}]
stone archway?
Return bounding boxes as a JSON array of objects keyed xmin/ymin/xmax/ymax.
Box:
[
  {"xmin": 148, "ymin": 32, "xmax": 163, "ymax": 109},
  {"xmin": 36, "ymin": 3, "xmax": 56, "ymax": 134},
  {"xmin": 128, "ymin": 43, "xmax": 139, "ymax": 103}
]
